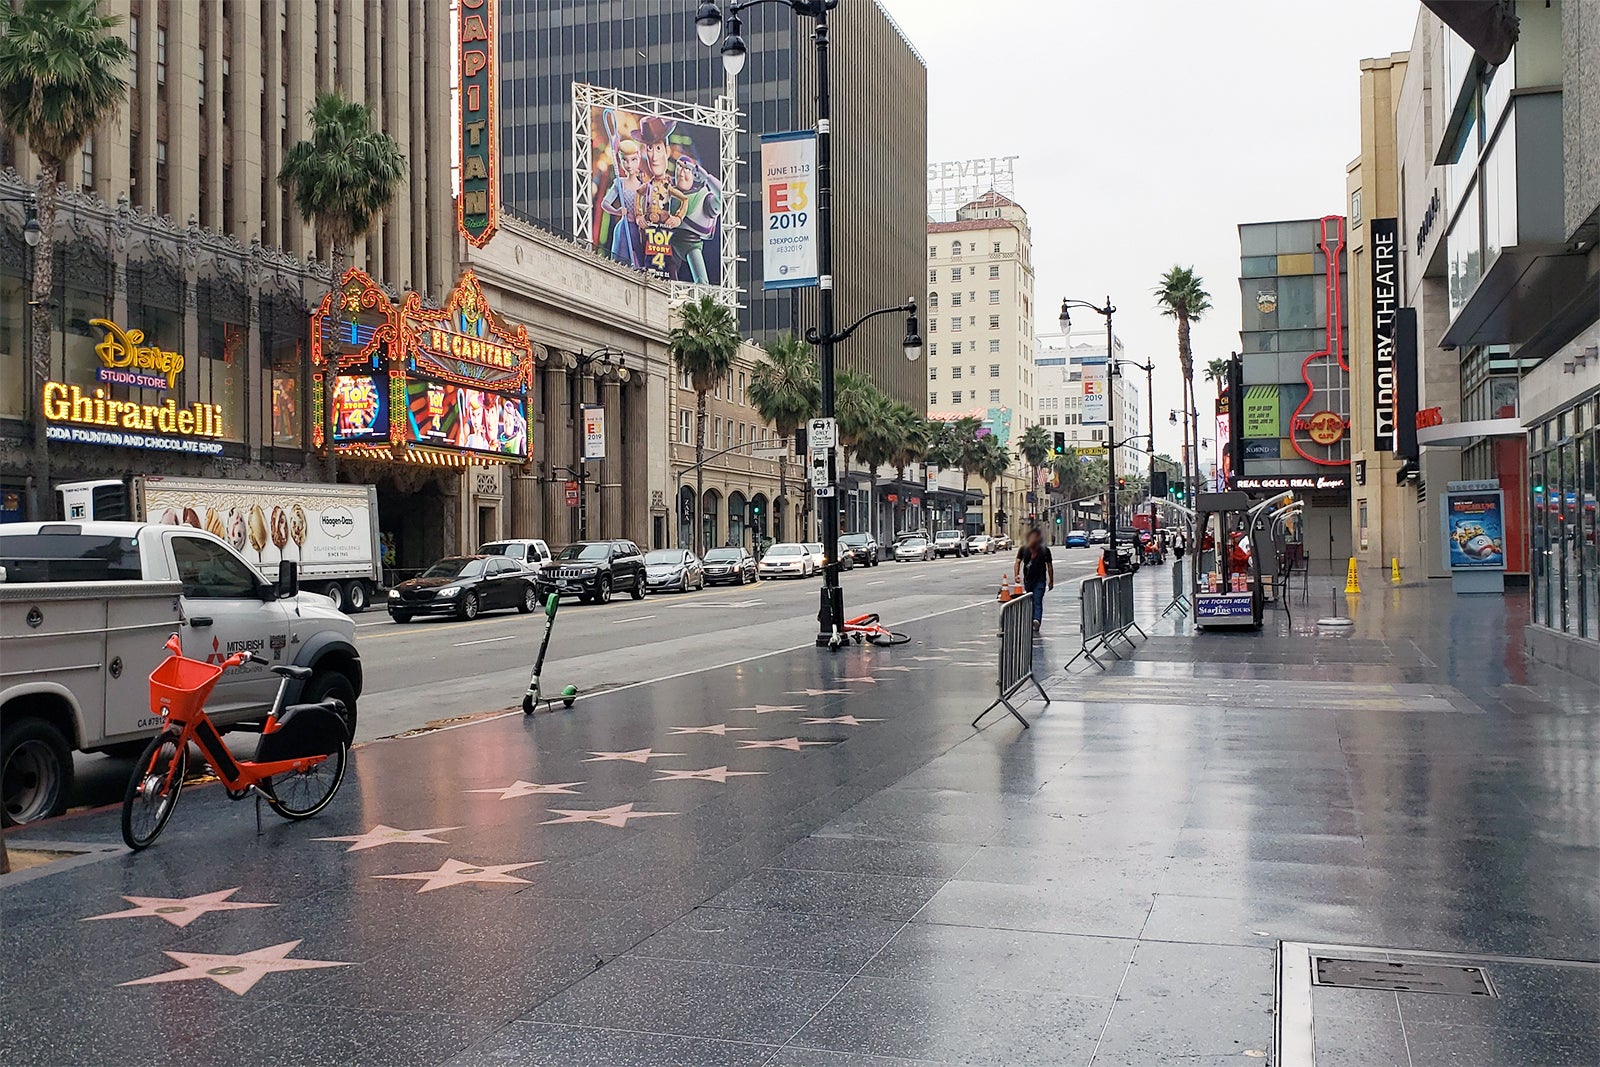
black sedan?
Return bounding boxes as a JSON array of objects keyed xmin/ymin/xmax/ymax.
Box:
[
  {"xmin": 388, "ymin": 555, "xmax": 539, "ymax": 622},
  {"xmin": 702, "ymin": 546, "xmax": 757, "ymax": 585}
]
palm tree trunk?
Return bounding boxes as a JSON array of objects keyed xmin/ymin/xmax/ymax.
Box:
[
  {"xmin": 27, "ymin": 166, "xmax": 61, "ymax": 520},
  {"xmin": 694, "ymin": 389, "xmax": 707, "ymax": 555},
  {"xmin": 324, "ymin": 245, "xmax": 350, "ymax": 484}
]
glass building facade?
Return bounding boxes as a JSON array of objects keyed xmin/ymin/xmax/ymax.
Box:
[
  {"xmin": 498, "ymin": 0, "xmax": 928, "ymax": 407},
  {"xmin": 1530, "ymin": 395, "xmax": 1599, "ymax": 644}
]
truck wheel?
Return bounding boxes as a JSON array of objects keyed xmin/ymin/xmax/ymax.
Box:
[
  {"xmin": 301, "ymin": 670, "xmax": 358, "ymax": 741},
  {"xmin": 321, "ymin": 581, "xmax": 346, "ymax": 613},
  {"xmin": 1, "ymin": 718, "xmax": 73, "ymax": 826},
  {"xmin": 344, "ymin": 580, "xmax": 369, "ymax": 614}
]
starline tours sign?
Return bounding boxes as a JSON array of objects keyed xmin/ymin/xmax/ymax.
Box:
[
  {"xmin": 457, "ymin": 0, "xmax": 499, "ymax": 247},
  {"xmin": 42, "ymin": 318, "xmax": 224, "ymax": 455}
]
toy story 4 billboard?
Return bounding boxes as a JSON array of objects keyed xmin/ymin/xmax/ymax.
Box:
[{"xmin": 573, "ymin": 82, "xmax": 738, "ymax": 306}]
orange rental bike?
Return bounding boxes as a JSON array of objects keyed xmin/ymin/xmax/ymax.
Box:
[
  {"xmin": 839, "ymin": 612, "xmax": 910, "ymax": 646},
  {"xmin": 121, "ymin": 634, "xmax": 350, "ymax": 851}
]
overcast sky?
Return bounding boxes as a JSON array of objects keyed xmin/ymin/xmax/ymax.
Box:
[{"xmin": 877, "ymin": 0, "xmax": 1420, "ymax": 458}]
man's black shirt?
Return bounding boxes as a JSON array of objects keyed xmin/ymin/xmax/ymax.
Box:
[{"xmin": 1017, "ymin": 543, "xmax": 1052, "ymax": 588}]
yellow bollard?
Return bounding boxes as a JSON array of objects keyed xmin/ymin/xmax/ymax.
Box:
[
  {"xmin": 1344, "ymin": 557, "xmax": 1361, "ymax": 595},
  {"xmin": 1391, "ymin": 557, "xmax": 1402, "ymax": 585}
]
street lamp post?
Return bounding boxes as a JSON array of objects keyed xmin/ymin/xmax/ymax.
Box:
[
  {"xmin": 563, "ymin": 347, "xmax": 631, "ymax": 541},
  {"xmin": 698, "ymin": 0, "xmax": 922, "ymax": 648},
  {"xmin": 1114, "ymin": 358, "xmax": 1156, "ymax": 547},
  {"xmin": 1059, "ymin": 297, "xmax": 1118, "ymax": 570}
]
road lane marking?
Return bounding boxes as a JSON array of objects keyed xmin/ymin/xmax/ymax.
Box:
[
  {"xmin": 453, "ymin": 635, "xmax": 518, "ymax": 647},
  {"xmin": 618, "ymin": 615, "xmax": 657, "ymax": 623},
  {"xmin": 867, "ymin": 580, "xmax": 885, "ymax": 586}
]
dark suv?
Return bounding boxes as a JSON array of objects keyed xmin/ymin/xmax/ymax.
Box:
[{"xmin": 538, "ymin": 540, "xmax": 647, "ymax": 604}]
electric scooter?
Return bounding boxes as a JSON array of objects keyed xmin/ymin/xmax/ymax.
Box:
[{"xmin": 522, "ymin": 593, "xmax": 578, "ymax": 714}]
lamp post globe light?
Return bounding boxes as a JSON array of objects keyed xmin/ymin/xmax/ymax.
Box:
[
  {"xmin": 700, "ymin": 0, "xmax": 919, "ymax": 649},
  {"xmin": 1059, "ymin": 296, "xmax": 1120, "ymax": 570}
]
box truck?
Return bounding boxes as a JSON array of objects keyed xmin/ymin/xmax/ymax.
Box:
[{"xmin": 58, "ymin": 477, "xmax": 382, "ymax": 613}]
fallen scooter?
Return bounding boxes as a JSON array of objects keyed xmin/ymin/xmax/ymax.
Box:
[{"xmin": 522, "ymin": 593, "xmax": 578, "ymax": 715}]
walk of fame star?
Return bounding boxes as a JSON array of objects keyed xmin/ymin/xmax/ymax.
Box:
[
  {"xmin": 313, "ymin": 824, "xmax": 460, "ymax": 852},
  {"xmin": 840, "ymin": 676, "xmax": 878, "ymax": 684},
  {"xmin": 84, "ymin": 888, "xmax": 273, "ymax": 928},
  {"xmin": 465, "ymin": 780, "xmax": 585, "ymax": 800},
  {"xmin": 730, "ymin": 704, "xmax": 806, "ymax": 714},
  {"xmin": 120, "ymin": 940, "xmax": 349, "ymax": 995},
  {"xmin": 666, "ymin": 724, "xmax": 753, "ymax": 736},
  {"xmin": 800, "ymin": 715, "xmax": 882, "ymax": 726},
  {"xmin": 540, "ymin": 803, "xmax": 678, "ymax": 827},
  {"xmin": 907, "ymin": 655, "xmax": 948, "ymax": 662},
  {"xmin": 375, "ymin": 858, "xmax": 543, "ymax": 893},
  {"xmin": 652, "ymin": 766, "xmax": 767, "ymax": 783},
  {"xmin": 584, "ymin": 748, "xmax": 684, "ymax": 763},
  {"xmin": 787, "ymin": 688, "xmax": 849, "ymax": 697},
  {"xmin": 735, "ymin": 737, "xmax": 838, "ymax": 751},
  {"xmin": 873, "ymin": 666, "xmax": 920, "ymax": 672}
]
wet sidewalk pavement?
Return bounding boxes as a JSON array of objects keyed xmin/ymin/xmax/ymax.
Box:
[{"xmin": 3, "ymin": 573, "xmax": 1597, "ymax": 1066}]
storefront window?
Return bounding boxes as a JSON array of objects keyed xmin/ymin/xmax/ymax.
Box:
[
  {"xmin": 263, "ymin": 294, "xmax": 308, "ymax": 450},
  {"xmin": 0, "ymin": 273, "xmax": 24, "ymax": 420},
  {"xmin": 1530, "ymin": 419, "xmax": 1600, "ymax": 642},
  {"xmin": 1531, "ymin": 451, "xmax": 1548, "ymax": 627},
  {"xmin": 199, "ymin": 319, "xmax": 246, "ymax": 442},
  {"xmin": 53, "ymin": 282, "xmax": 110, "ymax": 390},
  {"xmin": 1447, "ymin": 183, "xmax": 1482, "ymax": 319}
]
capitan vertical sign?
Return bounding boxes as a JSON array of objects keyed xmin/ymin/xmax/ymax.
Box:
[
  {"xmin": 1370, "ymin": 217, "xmax": 1398, "ymax": 452},
  {"xmin": 761, "ymin": 131, "xmax": 819, "ymax": 289},
  {"xmin": 457, "ymin": 0, "xmax": 498, "ymax": 247}
]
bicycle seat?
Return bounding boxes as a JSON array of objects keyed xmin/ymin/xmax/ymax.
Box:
[{"xmin": 270, "ymin": 665, "xmax": 314, "ymax": 680}]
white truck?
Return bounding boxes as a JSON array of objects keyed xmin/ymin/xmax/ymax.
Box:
[
  {"xmin": 58, "ymin": 476, "xmax": 383, "ymax": 613},
  {"xmin": 0, "ymin": 521, "xmax": 362, "ymax": 825}
]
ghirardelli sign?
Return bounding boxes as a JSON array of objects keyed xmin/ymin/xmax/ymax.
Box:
[{"xmin": 1370, "ymin": 218, "xmax": 1399, "ymax": 452}]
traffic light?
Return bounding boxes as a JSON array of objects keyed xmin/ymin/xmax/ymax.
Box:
[
  {"xmin": 1054, "ymin": 514, "xmax": 1062, "ymax": 525},
  {"xmin": 1052, "ymin": 431, "xmax": 1065, "ymax": 455},
  {"xmin": 1117, "ymin": 477, "xmax": 1127, "ymax": 490},
  {"xmin": 1151, "ymin": 471, "xmax": 1168, "ymax": 498}
]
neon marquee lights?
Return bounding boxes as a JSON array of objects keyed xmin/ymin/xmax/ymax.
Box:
[{"xmin": 457, "ymin": 0, "xmax": 499, "ymax": 247}]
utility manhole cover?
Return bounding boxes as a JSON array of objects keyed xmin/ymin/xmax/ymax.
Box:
[{"xmin": 1313, "ymin": 956, "xmax": 1496, "ymax": 997}]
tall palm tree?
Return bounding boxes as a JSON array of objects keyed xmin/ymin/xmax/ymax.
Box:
[
  {"xmin": 975, "ymin": 435, "xmax": 1011, "ymax": 534},
  {"xmin": 948, "ymin": 415, "xmax": 983, "ymax": 505},
  {"xmin": 279, "ymin": 90, "xmax": 406, "ymax": 481},
  {"xmin": 834, "ymin": 371, "xmax": 894, "ymax": 539},
  {"xmin": 0, "ymin": 0, "xmax": 131, "ymax": 520},
  {"xmin": 1154, "ymin": 266, "xmax": 1212, "ymax": 499},
  {"xmin": 1203, "ymin": 357, "xmax": 1230, "ymax": 389},
  {"xmin": 1016, "ymin": 424, "xmax": 1051, "ymax": 512},
  {"xmin": 668, "ymin": 296, "xmax": 739, "ymax": 554},
  {"xmin": 887, "ymin": 402, "xmax": 929, "ymax": 534},
  {"xmin": 750, "ymin": 332, "xmax": 820, "ymax": 542}
]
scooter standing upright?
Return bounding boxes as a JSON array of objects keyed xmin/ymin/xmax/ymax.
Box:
[{"xmin": 522, "ymin": 593, "xmax": 578, "ymax": 714}]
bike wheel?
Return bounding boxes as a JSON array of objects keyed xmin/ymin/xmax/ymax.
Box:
[
  {"xmin": 866, "ymin": 629, "xmax": 911, "ymax": 646},
  {"xmin": 265, "ymin": 742, "xmax": 348, "ymax": 820},
  {"xmin": 121, "ymin": 732, "xmax": 187, "ymax": 850}
]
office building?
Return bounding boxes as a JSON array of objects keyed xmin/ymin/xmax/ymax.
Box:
[
  {"xmin": 1235, "ymin": 217, "xmax": 1353, "ymax": 569},
  {"xmin": 496, "ymin": 0, "xmax": 929, "ymax": 407},
  {"xmin": 1035, "ymin": 333, "xmax": 1141, "ymax": 477}
]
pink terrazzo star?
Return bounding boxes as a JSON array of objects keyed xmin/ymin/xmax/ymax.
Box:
[
  {"xmin": 787, "ymin": 688, "xmax": 850, "ymax": 697},
  {"xmin": 652, "ymin": 766, "xmax": 767, "ymax": 783},
  {"xmin": 584, "ymin": 749, "xmax": 684, "ymax": 763},
  {"xmin": 374, "ymin": 858, "xmax": 544, "ymax": 893},
  {"xmin": 735, "ymin": 737, "xmax": 839, "ymax": 751},
  {"xmin": 540, "ymin": 803, "xmax": 678, "ymax": 827},
  {"xmin": 465, "ymin": 780, "xmax": 585, "ymax": 800},
  {"xmin": 730, "ymin": 704, "xmax": 806, "ymax": 714},
  {"xmin": 120, "ymin": 940, "xmax": 349, "ymax": 995},
  {"xmin": 800, "ymin": 715, "xmax": 882, "ymax": 726},
  {"xmin": 666, "ymin": 724, "xmax": 754, "ymax": 736},
  {"xmin": 313, "ymin": 824, "xmax": 460, "ymax": 851},
  {"xmin": 84, "ymin": 888, "xmax": 274, "ymax": 928}
]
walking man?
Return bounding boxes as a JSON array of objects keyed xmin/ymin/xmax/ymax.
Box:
[{"xmin": 1015, "ymin": 528, "xmax": 1055, "ymax": 634}]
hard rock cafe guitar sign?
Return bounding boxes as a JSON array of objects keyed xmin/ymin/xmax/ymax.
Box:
[{"xmin": 1287, "ymin": 215, "xmax": 1352, "ymax": 467}]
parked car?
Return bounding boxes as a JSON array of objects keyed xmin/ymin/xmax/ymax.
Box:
[
  {"xmin": 933, "ymin": 530, "xmax": 969, "ymax": 558},
  {"xmin": 703, "ymin": 546, "xmax": 758, "ymax": 585},
  {"xmin": 894, "ymin": 535, "xmax": 936, "ymax": 562},
  {"xmin": 839, "ymin": 532, "xmax": 879, "ymax": 566},
  {"xmin": 758, "ymin": 542, "xmax": 814, "ymax": 579},
  {"xmin": 969, "ymin": 534, "xmax": 994, "ymax": 554},
  {"xmin": 389, "ymin": 555, "xmax": 539, "ymax": 622},
  {"xmin": 1089, "ymin": 528, "xmax": 1110, "ymax": 544},
  {"xmin": 994, "ymin": 534, "xmax": 1014, "ymax": 551},
  {"xmin": 479, "ymin": 538, "xmax": 552, "ymax": 575},
  {"xmin": 1064, "ymin": 529, "xmax": 1090, "ymax": 548},
  {"xmin": 537, "ymin": 540, "xmax": 648, "ymax": 604},
  {"xmin": 804, "ymin": 541, "xmax": 853, "ymax": 572},
  {"xmin": 644, "ymin": 549, "xmax": 705, "ymax": 593}
]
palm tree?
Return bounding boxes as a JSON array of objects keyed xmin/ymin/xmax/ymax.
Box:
[
  {"xmin": 887, "ymin": 403, "xmax": 929, "ymax": 534},
  {"xmin": 947, "ymin": 415, "xmax": 983, "ymax": 503},
  {"xmin": 279, "ymin": 90, "xmax": 406, "ymax": 480},
  {"xmin": 834, "ymin": 371, "xmax": 896, "ymax": 539},
  {"xmin": 1154, "ymin": 266, "xmax": 1212, "ymax": 499},
  {"xmin": 975, "ymin": 435, "xmax": 1011, "ymax": 534},
  {"xmin": 668, "ymin": 296, "xmax": 739, "ymax": 554},
  {"xmin": 750, "ymin": 332, "xmax": 820, "ymax": 541},
  {"xmin": 1203, "ymin": 357, "xmax": 1230, "ymax": 389},
  {"xmin": 0, "ymin": 0, "xmax": 131, "ymax": 520},
  {"xmin": 1017, "ymin": 424, "xmax": 1052, "ymax": 511}
]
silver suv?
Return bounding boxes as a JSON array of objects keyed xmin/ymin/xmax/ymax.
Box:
[{"xmin": 933, "ymin": 530, "xmax": 970, "ymax": 558}]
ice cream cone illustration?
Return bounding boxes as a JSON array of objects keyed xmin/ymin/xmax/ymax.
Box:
[{"xmin": 247, "ymin": 504, "xmax": 269, "ymax": 560}]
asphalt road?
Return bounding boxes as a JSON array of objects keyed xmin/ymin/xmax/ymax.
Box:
[{"xmin": 67, "ymin": 544, "xmax": 1108, "ymax": 811}]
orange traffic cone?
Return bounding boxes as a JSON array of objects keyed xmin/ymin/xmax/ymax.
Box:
[
  {"xmin": 998, "ymin": 573, "xmax": 1013, "ymax": 602},
  {"xmin": 1096, "ymin": 555, "xmax": 1107, "ymax": 577}
]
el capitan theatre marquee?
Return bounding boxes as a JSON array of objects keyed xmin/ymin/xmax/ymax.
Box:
[
  {"xmin": 311, "ymin": 268, "xmax": 533, "ymax": 467},
  {"xmin": 42, "ymin": 318, "xmax": 225, "ymax": 456}
]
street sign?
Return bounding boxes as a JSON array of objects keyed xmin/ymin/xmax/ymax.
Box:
[
  {"xmin": 807, "ymin": 417, "xmax": 837, "ymax": 450},
  {"xmin": 808, "ymin": 452, "xmax": 829, "ymax": 486},
  {"xmin": 564, "ymin": 480, "xmax": 579, "ymax": 507},
  {"xmin": 1075, "ymin": 445, "xmax": 1108, "ymax": 457},
  {"xmin": 814, "ymin": 485, "xmax": 835, "ymax": 498},
  {"xmin": 752, "ymin": 446, "xmax": 789, "ymax": 459}
]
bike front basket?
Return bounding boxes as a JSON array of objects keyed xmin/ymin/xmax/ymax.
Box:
[{"xmin": 148, "ymin": 655, "xmax": 225, "ymax": 718}]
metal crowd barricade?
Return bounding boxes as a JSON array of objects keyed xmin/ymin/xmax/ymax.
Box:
[
  {"xmin": 973, "ymin": 593, "xmax": 1052, "ymax": 729},
  {"xmin": 1064, "ymin": 572, "xmax": 1146, "ymax": 673},
  {"xmin": 1064, "ymin": 576, "xmax": 1108, "ymax": 671},
  {"xmin": 1161, "ymin": 558, "xmax": 1191, "ymax": 617}
]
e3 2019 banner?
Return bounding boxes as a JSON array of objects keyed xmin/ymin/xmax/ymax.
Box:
[{"xmin": 761, "ymin": 131, "xmax": 819, "ymax": 290}]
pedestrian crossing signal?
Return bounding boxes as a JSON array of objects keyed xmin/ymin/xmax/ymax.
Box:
[{"xmin": 1052, "ymin": 432, "xmax": 1065, "ymax": 455}]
